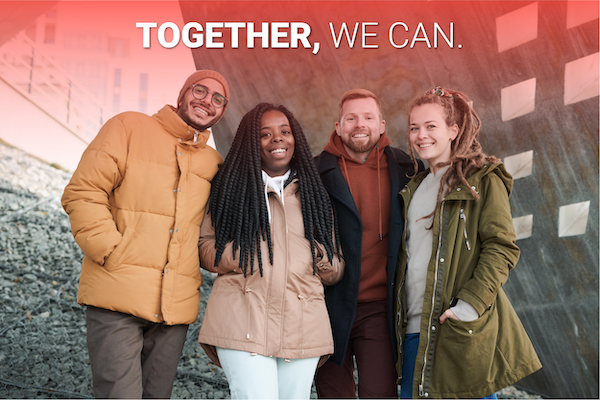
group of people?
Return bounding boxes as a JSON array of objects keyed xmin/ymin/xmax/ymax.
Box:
[{"xmin": 61, "ymin": 69, "xmax": 541, "ymax": 399}]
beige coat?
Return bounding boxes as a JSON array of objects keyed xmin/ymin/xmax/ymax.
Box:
[
  {"xmin": 198, "ymin": 179, "xmax": 345, "ymax": 365},
  {"xmin": 61, "ymin": 105, "xmax": 222, "ymax": 325}
]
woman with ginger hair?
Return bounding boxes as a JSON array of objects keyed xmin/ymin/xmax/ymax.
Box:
[{"xmin": 395, "ymin": 87, "xmax": 541, "ymax": 398}]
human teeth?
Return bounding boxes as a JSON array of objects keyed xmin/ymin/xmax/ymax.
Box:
[
  {"xmin": 271, "ymin": 149, "xmax": 286, "ymax": 154},
  {"xmin": 419, "ymin": 144, "xmax": 433, "ymax": 148},
  {"xmin": 194, "ymin": 107, "xmax": 208, "ymax": 116}
]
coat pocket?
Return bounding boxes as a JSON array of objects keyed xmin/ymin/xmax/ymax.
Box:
[
  {"xmin": 103, "ymin": 227, "xmax": 133, "ymax": 271},
  {"xmin": 202, "ymin": 279, "xmax": 262, "ymax": 344},
  {"xmin": 282, "ymin": 294, "xmax": 332, "ymax": 354},
  {"xmin": 429, "ymin": 304, "xmax": 501, "ymax": 394}
]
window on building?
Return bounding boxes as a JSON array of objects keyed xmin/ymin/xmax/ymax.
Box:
[
  {"xmin": 139, "ymin": 73, "xmax": 149, "ymax": 113},
  {"xmin": 112, "ymin": 69, "xmax": 122, "ymax": 113}
]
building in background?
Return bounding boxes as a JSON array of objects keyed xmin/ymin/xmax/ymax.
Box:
[
  {"xmin": 0, "ymin": 1, "xmax": 196, "ymax": 170},
  {"xmin": 179, "ymin": 1, "xmax": 598, "ymax": 398},
  {"xmin": 0, "ymin": 0, "xmax": 597, "ymax": 398}
]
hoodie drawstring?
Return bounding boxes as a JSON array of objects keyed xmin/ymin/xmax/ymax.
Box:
[
  {"xmin": 262, "ymin": 170, "xmax": 291, "ymax": 223},
  {"xmin": 342, "ymin": 149, "xmax": 383, "ymax": 242},
  {"xmin": 376, "ymin": 145, "xmax": 383, "ymax": 241},
  {"xmin": 341, "ymin": 155, "xmax": 353, "ymax": 194}
]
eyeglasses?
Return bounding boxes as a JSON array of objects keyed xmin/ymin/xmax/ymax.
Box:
[
  {"xmin": 190, "ymin": 84, "xmax": 228, "ymax": 108},
  {"xmin": 425, "ymin": 86, "xmax": 454, "ymax": 101}
]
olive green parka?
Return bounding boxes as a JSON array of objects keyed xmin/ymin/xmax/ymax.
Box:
[{"xmin": 394, "ymin": 161, "xmax": 541, "ymax": 398}]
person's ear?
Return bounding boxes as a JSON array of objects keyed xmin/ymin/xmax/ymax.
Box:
[
  {"xmin": 450, "ymin": 124, "xmax": 458, "ymax": 141},
  {"xmin": 335, "ymin": 121, "xmax": 342, "ymax": 136}
]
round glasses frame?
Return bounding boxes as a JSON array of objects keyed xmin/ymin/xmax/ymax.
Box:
[{"xmin": 190, "ymin": 84, "xmax": 228, "ymax": 108}]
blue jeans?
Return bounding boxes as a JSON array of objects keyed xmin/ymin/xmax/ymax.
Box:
[{"xmin": 400, "ymin": 333, "xmax": 498, "ymax": 399}]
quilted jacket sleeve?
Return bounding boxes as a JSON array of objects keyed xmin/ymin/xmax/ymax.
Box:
[{"xmin": 61, "ymin": 116, "xmax": 128, "ymax": 266}]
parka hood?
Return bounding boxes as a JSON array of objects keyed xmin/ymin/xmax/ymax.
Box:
[
  {"xmin": 408, "ymin": 161, "xmax": 513, "ymax": 200},
  {"xmin": 465, "ymin": 161, "xmax": 513, "ymax": 198}
]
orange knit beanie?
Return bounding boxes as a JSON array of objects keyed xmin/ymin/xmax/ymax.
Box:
[{"xmin": 177, "ymin": 69, "xmax": 230, "ymax": 111}]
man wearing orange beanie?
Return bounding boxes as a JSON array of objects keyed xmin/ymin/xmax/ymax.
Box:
[{"xmin": 62, "ymin": 70, "xmax": 230, "ymax": 398}]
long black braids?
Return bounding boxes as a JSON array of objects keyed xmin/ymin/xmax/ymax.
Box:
[{"xmin": 209, "ymin": 102, "xmax": 339, "ymax": 276}]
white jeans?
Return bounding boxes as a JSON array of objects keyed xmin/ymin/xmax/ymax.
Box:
[{"xmin": 216, "ymin": 347, "xmax": 320, "ymax": 399}]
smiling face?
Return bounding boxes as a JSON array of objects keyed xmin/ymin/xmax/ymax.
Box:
[
  {"xmin": 335, "ymin": 97, "xmax": 386, "ymax": 161},
  {"xmin": 176, "ymin": 78, "xmax": 225, "ymax": 131},
  {"xmin": 260, "ymin": 110, "xmax": 295, "ymax": 177},
  {"xmin": 409, "ymin": 103, "xmax": 459, "ymax": 167}
]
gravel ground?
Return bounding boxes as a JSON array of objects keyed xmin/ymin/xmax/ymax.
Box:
[{"xmin": 0, "ymin": 142, "xmax": 542, "ymax": 399}]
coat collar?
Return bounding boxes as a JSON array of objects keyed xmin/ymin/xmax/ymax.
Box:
[
  {"xmin": 153, "ymin": 105, "xmax": 211, "ymax": 146},
  {"xmin": 403, "ymin": 161, "xmax": 512, "ymax": 202},
  {"xmin": 315, "ymin": 151, "xmax": 358, "ymax": 214}
]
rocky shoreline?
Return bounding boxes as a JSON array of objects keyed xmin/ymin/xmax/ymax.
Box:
[{"xmin": 0, "ymin": 142, "xmax": 541, "ymax": 399}]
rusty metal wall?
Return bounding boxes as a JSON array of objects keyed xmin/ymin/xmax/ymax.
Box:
[{"xmin": 180, "ymin": 1, "xmax": 599, "ymax": 397}]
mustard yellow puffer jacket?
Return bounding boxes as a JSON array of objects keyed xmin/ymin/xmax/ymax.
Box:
[{"xmin": 62, "ymin": 105, "xmax": 223, "ymax": 325}]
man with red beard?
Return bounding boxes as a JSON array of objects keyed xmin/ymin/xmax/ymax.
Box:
[
  {"xmin": 62, "ymin": 70, "xmax": 229, "ymax": 398},
  {"xmin": 314, "ymin": 89, "xmax": 424, "ymax": 398}
]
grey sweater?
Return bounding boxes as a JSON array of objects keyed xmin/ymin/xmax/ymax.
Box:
[{"xmin": 405, "ymin": 167, "xmax": 477, "ymax": 334}]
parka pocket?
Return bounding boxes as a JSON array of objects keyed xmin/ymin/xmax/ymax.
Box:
[
  {"xmin": 283, "ymin": 294, "xmax": 331, "ymax": 353},
  {"xmin": 204, "ymin": 279, "xmax": 262, "ymax": 344},
  {"xmin": 429, "ymin": 304, "xmax": 502, "ymax": 394}
]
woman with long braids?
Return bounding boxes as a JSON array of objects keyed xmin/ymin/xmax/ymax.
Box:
[
  {"xmin": 198, "ymin": 103, "xmax": 344, "ymax": 399},
  {"xmin": 395, "ymin": 87, "xmax": 541, "ymax": 398}
]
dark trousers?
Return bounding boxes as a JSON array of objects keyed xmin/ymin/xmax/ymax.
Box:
[
  {"xmin": 315, "ymin": 301, "xmax": 398, "ymax": 398},
  {"xmin": 86, "ymin": 306, "xmax": 189, "ymax": 399}
]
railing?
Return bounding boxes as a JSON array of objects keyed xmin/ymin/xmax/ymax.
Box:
[{"xmin": 0, "ymin": 32, "xmax": 107, "ymax": 144}]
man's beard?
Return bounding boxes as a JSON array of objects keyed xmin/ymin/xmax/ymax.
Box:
[
  {"xmin": 177, "ymin": 102, "xmax": 217, "ymax": 131},
  {"xmin": 342, "ymin": 129, "xmax": 377, "ymax": 154}
]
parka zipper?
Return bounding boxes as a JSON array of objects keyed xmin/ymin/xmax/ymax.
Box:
[
  {"xmin": 460, "ymin": 208, "xmax": 471, "ymax": 251},
  {"xmin": 397, "ymin": 186, "xmax": 412, "ymax": 377},
  {"xmin": 298, "ymin": 294, "xmax": 305, "ymax": 355},
  {"xmin": 419, "ymin": 201, "xmax": 445, "ymax": 398}
]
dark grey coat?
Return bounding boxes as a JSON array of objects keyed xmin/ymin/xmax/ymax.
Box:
[{"xmin": 315, "ymin": 145, "xmax": 423, "ymax": 364}]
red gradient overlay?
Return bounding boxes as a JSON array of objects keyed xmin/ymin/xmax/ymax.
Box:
[
  {"xmin": 1, "ymin": 1, "xmax": 596, "ymax": 110},
  {"xmin": 0, "ymin": 2, "xmax": 597, "ymax": 399},
  {"xmin": 0, "ymin": 0, "xmax": 597, "ymax": 157}
]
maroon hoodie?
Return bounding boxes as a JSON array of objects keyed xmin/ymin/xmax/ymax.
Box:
[{"xmin": 324, "ymin": 131, "xmax": 391, "ymax": 303}]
